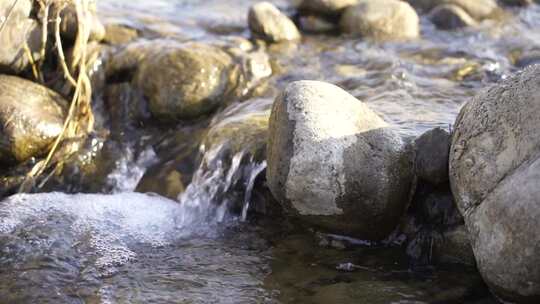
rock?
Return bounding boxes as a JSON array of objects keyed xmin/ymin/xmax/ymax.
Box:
[
  {"xmin": 414, "ymin": 127, "xmax": 450, "ymax": 185},
  {"xmin": 248, "ymin": 2, "xmax": 301, "ymax": 42},
  {"xmin": 203, "ymin": 98, "xmax": 272, "ymax": 164},
  {"xmin": 410, "ymin": 183, "xmax": 463, "ymax": 227},
  {"xmin": 0, "ymin": 0, "xmax": 42, "ymax": 73},
  {"xmin": 136, "ymin": 168, "xmax": 185, "ymax": 200},
  {"xmin": 433, "ymin": 225, "xmax": 476, "ymax": 266},
  {"xmin": 449, "ymin": 66, "xmax": 540, "ymax": 302},
  {"xmin": 298, "ymin": 15, "xmax": 339, "ymax": 34},
  {"xmin": 135, "ymin": 124, "xmax": 206, "ymax": 200},
  {"xmin": 178, "ymin": 98, "xmax": 272, "ymax": 216},
  {"xmin": 103, "ymin": 23, "xmax": 139, "ymax": 45},
  {"xmin": 0, "ymin": 75, "xmax": 66, "ymax": 164},
  {"xmin": 429, "ymin": 4, "xmax": 477, "ymax": 30},
  {"xmin": 405, "ymin": 0, "xmax": 437, "ymax": 11},
  {"xmin": 103, "ymin": 82, "xmax": 149, "ymax": 133},
  {"xmin": 499, "ymin": 0, "xmax": 533, "ymax": 6},
  {"xmin": 107, "ymin": 40, "xmax": 271, "ymax": 122},
  {"xmin": 299, "ymin": 0, "xmax": 360, "ymax": 16},
  {"xmin": 340, "ymin": 0, "xmax": 420, "ymax": 41},
  {"xmin": 405, "ymin": 182, "xmax": 467, "ymax": 266},
  {"xmin": 51, "ymin": 0, "xmax": 106, "ymax": 42},
  {"xmin": 40, "ymin": 135, "xmax": 119, "ymax": 193},
  {"xmin": 407, "ymin": 0, "xmax": 499, "ymax": 20},
  {"xmin": 445, "ymin": 0, "xmax": 499, "ymax": 20},
  {"xmin": 515, "ymin": 50, "xmax": 540, "ymax": 69},
  {"xmin": 133, "ymin": 42, "xmax": 238, "ymax": 121},
  {"xmin": 267, "ymin": 81, "xmax": 414, "ymax": 240},
  {"xmin": 136, "ymin": 98, "xmax": 272, "ymax": 203}
]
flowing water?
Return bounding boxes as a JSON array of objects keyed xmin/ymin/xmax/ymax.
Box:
[{"xmin": 2, "ymin": 0, "xmax": 540, "ymax": 303}]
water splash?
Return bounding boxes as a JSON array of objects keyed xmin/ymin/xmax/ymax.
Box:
[
  {"xmin": 241, "ymin": 160, "xmax": 267, "ymax": 221},
  {"xmin": 107, "ymin": 145, "xmax": 158, "ymax": 192},
  {"xmin": 0, "ymin": 192, "xmax": 271, "ymax": 302},
  {"xmin": 0, "ymin": 192, "xmax": 181, "ymax": 277},
  {"xmin": 177, "ymin": 143, "xmax": 267, "ymax": 227}
]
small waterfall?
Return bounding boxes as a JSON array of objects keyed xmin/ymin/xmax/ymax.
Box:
[
  {"xmin": 177, "ymin": 144, "xmax": 267, "ymax": 227},
  {"xmin": 241, "ymin": 160, "xmax": 267, "ymax": 221},
  {"xmin": 106, "ymin": 145, "xmax": 158, "ymax": 192}
]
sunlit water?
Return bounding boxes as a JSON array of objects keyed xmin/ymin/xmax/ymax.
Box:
[
  {"xmin": 98, "ymin": 1, "xmax": 540, "ymax": 137},
  {"xmin": 0, "ymin": 191, "xmax": 491, "ymax": 303},
  {"xmin": 3, "ymin": 0, "xmax": 540, "ymax": 303},
  {"xmin": 0, "ymin": 193, "xmax": 271, "ymax": 303}
]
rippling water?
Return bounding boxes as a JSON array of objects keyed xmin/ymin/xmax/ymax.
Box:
[
  {"xmin": 3, "ymin": 0, "xmax": 540, "ymax": 303},
  {"xmin": 0, "ymin": 192, "xmax": 491, "ymax": 303},
  {"xmin": 0, "ymin": 193, "xmax": 271, "ymax": 303},
  {"xmin": 99, "ymin": 1, "xmax": 540, "ymax": 137}
]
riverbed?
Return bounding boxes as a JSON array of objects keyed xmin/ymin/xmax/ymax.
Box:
[{"xmin": 2, "ymin": 0, "xmax": 540, "ymax": 303}]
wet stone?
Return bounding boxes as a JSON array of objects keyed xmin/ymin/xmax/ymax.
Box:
[
  {"xmin": 429, "ymin": 4, "xmax": 477, "ymax": 30},
  {"xmin": 0, "ymin": 75, "xmax": 66, "ymax": 164},
  {"xmin": 248, "ymin": 2, "xmax": 301, "ymax": 43},
  {"xmin": 267, "ymin": 80, "xmax": 414, "ymax": 240},
  {"xmin": 298, "ymin": 0, "xmax": 360, "ymax": 16},
  {"xmin": 104, "ymin": 23, "xmax": 140, "ymax": 45},
  {"xmin": 0, "ymin": 0, "xmax": 42, "ymax": 74},
  {"xmin": 340, "ymin": 0, "xmax": 420, "ymax": 41},
  {"xmin": 414, "ymin": 127, "xmax": 451, "ymax": 185},
  {"xmin": 450, "ymin": 65, "xmax": 540, "ymax": 302},
  {"xmin": 406, "ymin": 0, "xmax": 500, "ymax": 20}
]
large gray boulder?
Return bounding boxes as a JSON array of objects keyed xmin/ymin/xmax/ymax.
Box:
[
  {"xmin": 267, "ymin": 81, "xmax": 414, "ymax": 240},
  {"xmin": 0, "ymin": 75, "xmax": 67, "ymax": 164},
  {"xmin": 450, "ymin": 66, "xmax": 540, "ymax": 302},
  {"xmin": 0, "ymin": 0, "xmax": 42, "ymax": 74},
  {"xmin": 248, "ymin": 2, "xmax": 301, "ymax": 42},
  {"xmin": 340, "ymin": 0, "xmax": 420, "ymax": 41}
]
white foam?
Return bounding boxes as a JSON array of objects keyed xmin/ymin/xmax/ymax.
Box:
[{"xmin": 0, "ymin": 192, "xmax": 187, "ymax": 276}]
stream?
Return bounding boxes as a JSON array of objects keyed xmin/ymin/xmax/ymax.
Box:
[{"xmin": 2, "ymin": 0, "xmax": 540, "ymax": 303}]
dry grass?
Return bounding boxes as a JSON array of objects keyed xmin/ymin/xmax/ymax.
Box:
[{"xmin": 19, "ymin": 0, "xmax": 96, "ymax": 191}]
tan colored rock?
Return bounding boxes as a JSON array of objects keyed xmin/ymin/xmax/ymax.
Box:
[
  {"xmin": 248, "ymin": 2, "xmax": 301, "ymax": 42},
  {"xmin": 0, "ymin": 75, "xmax": 67, "ymax": 163},
  {"xmin": 340, "ymin": 0, "xmax": 420, "ymax": 41}
]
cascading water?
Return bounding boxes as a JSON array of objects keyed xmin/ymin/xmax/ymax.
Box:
[
  {"xmin": 0, "ymin": 106, "xmax": 271, "ymax": 302},
  {"xmin": 106, "ymin": 145, "xmax": 158, "ymax": 193},
  {"xmin": 0, "ymin": 191, "xmax": 271, "ymax": 302},
  {"xmin": 177, "ymin": 144, "xmax": 267, "ymax": 228}
]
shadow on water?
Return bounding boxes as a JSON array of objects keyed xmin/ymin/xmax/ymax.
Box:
[
  {"xmin": 0, "ymin": 191, "xmax": 495, "ymax": 303},
  {"xmin": 1, "ymin": 0, "xmax": 539, "ymax": 303}
]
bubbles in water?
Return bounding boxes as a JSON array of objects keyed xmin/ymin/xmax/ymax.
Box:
[
  {"xmin": 0, "ymin": 192, "xmax": 182, "ymax": 276},
  {"xmin": 0, "ymin": 192, "xmax": 272, "ymax": 303},
  {"xmin": 107, "ymin": 145, "xmax": 158, "ymax": 193}
]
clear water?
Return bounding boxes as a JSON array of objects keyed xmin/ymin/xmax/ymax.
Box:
[
  {"xmin": 3, "ymin": 0, "xmax": 540, "ymax": 303},
  {"xmin": 0, "ymin": 192, "xmax": 490, "ymax": 303},
  {"xmin": 98, "ymin": 1, "xmax": 540, "ymax": 137},
  {"xmin": 0, "ymin": 192, "xmax": 271, "ymax": 303}
]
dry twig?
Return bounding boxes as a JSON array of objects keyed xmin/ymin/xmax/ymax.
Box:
[{"xmin": 20, "ymin": 0, "xmax": 95, "ymax": 191}]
